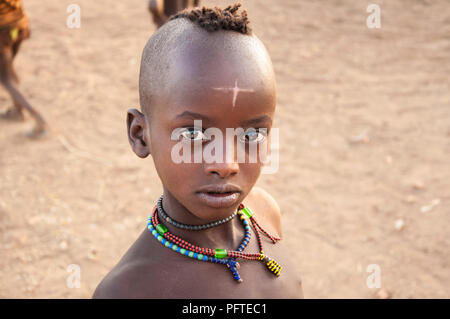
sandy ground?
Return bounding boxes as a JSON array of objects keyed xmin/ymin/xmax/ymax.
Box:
[{"xmin": 0, "ymin": 0, "xmax": 449, "ymax": 298}]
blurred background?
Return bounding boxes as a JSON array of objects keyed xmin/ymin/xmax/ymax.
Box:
[{"xmin": 0, "ymin": 0, "xmax": 448, "ymax": 298}]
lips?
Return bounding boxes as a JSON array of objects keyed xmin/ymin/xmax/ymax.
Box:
[{"xmin": 196, "ymin": 184, "xmax": 242, "ymax": 208}]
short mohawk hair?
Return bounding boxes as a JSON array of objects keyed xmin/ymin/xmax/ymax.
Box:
[{"xmin": 169, "ymin": 3, "xmax": 252, "ymax": 35}]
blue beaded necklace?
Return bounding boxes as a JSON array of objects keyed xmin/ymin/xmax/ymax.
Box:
[
  {"xmin": 148, "ymin": 206, "xmax": 251, "ymax": 282},
  {"xmin": 147, "ymin": 201, "xmax": 283, "ymax": 282}
]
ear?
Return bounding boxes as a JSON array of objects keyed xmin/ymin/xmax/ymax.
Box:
[{"xmin": 127, "ymin": 108, "xmax": 150, "ymax": 158}]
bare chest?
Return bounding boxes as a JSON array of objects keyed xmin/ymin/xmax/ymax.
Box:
[{"xmin": 146, "ymin": 235, "xmax": 303, "ymax": 298}]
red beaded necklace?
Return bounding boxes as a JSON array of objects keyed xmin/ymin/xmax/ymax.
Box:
[{"xmin": 148, "ymin": 202, "xmax": 283, "ymax": 279}]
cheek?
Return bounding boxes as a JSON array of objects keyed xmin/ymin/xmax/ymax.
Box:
[
  {"xmin": 238, "ymin": 162, "xmax": 263, "ymax": 190},
  {"xmin": 150, "ymin": 137, "xmax": 200, "ymax": 194}
]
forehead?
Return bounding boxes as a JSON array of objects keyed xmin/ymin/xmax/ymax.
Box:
[{"xmin": 155, "ymin": 30, "xmax": 276, "ymax": 125}]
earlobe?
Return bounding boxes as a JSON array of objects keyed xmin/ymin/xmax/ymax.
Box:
[{"xmin": 127, "ymin": 108, "xmax": 150, "ymax": 158}]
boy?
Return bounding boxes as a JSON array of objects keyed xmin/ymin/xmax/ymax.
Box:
[
  {"xmin": 149, "ymin": 0, "xmax": 200, "ymax": 28},
  {"xmin": 0, "ymin": 0, "xmax": 46, "ymax": 137},
  {"xmin": 94, "ymin": 4, "xmax": 303, "ymax": 298}
]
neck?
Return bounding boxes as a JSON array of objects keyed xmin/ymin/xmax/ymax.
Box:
[{"xmin": 160, "ymin": 189, "xmax": 244, "ymax": 248}]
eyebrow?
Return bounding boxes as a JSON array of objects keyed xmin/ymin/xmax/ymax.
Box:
[
  {"xmin": 174, "ymin": 111, "xmax": 211, "ymax": 122},
  {"xmin": 242, "ymin": 115, "xmax": 272, "ymax": 126}
]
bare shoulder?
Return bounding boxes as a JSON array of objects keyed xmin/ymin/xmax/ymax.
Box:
[
  {"xmin": 244, "ymin": 186, "xmax": 282, "ymax": 238},
  {"xmin": 92, "ymin": 230, "xmax": 163, "ymax": 299},
  {"xmin": 92, "ymin": 259, "xmax": 159, "ymax": 299}
]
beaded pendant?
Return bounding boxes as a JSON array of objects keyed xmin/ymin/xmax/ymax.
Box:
[{"xmin": 147, "ymin": 202, "xmax": 282, "ymax": 282}]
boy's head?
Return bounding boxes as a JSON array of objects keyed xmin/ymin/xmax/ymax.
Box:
[{"xmin": 127, "ymin": 3, "xmax": 276, "ymax": 220}]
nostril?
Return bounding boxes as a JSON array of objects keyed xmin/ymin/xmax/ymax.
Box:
[
  {"xmin": 206, "ymin": 162, "xmax": 239, "ymax": 179},
  {"xmin": 211, "ymin": 171, "xmax": 224, "ymax": 178},
  {"xmin": 210, "ymin": 170, "xmax": 237, "ymax": 179}
]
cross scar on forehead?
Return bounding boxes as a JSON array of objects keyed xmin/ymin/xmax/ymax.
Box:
[{"xmin": 212, "ymin": 80, "xmax": 255, "ymax": 109}]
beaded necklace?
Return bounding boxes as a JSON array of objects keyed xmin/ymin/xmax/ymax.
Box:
[
  {"xmin": 157, "ymin": 195, "xmax": 238, "ymax": 231},
  {"xmin": 147, "ymin": 202, "xmax": 283, "ymax": 282}
]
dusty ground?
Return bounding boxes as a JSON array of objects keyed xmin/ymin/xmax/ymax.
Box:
[{"xmin": 0, "ymin": 0, "xmax": 449, "ymax": 298}]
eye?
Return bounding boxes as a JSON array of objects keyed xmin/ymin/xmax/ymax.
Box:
[
  {"xmin": 179, "ymin": 127, "xmax": 206, "ymax": 141},
  {"xmin": 240, "ymin": 129, "xmax": 267, "ymax": 144}
]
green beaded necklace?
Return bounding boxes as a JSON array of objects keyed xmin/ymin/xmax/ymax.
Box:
[{"xmin": 147, "ymin": 201, "xmax": 283, "ymax": 282}]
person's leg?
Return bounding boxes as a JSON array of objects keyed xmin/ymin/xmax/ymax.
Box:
[
  {"xmin": 149, "ymin": 0, "xmax": 167, "ymax": 28},
  {"xmin": 149, "ymin": 0, "xmax": 199, "ymax": 28},
  {"xmin": 164, "ymin": 0, "xmax": 183, "ymax": 17},
  {"xmin": 0, "ymin": 39, "xmax": 23, "ymax": 120},
  {"xmin": 184, "ymin": 0, "xmax": 199, "ymax": 8},
  {"xmin": 0, "ymin": 45, "xmax": 47, "ymax": 135},
  {"xmin": 11, "ymin": 37, "xmax": 22, "ymax": 83}
]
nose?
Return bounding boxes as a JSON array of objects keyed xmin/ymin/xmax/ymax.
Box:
[
  {"xmin": 204, "ymin": 161, "xmax": 239, "ymax": 179},
  {"xmin": 203, "ymin": 130, "xmax": 241, "ymax": 178}
]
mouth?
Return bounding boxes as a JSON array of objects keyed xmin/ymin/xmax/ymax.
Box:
[{"xmin": 195, "ymin": 184, "xmax": 242, "ymax": 208}]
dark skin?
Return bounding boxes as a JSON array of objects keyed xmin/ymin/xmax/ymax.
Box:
[
  {"xmin": 93, "ymin": 27, "xmax": 303, "ymax": 298},
  {"xmin": 148, "ymin": 0, "xmax": 200, "ymax": 28},
  {"xmin": 0, "ymin": 29, "xmax": 47, "ymax": 137}
]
